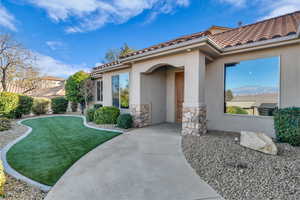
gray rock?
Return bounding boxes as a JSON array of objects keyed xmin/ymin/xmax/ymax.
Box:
[{"xmin": 240, "ymin": 131, "xmax": 278, "ymax": 155}]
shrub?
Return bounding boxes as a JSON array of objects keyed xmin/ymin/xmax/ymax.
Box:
[
  {"xmin": 226, "ymin": 106, "xmax": 248, "ymax": 115},
  {"xmin": 274, "ymin": 107, "xmax": 300, "ymax": 146},
  {"xmin": 117, "ymin": 114, "xmax": 133, "ymax": 129},
  {"xmin": 32, "ymin": 98, "xmax": 50, "ymax": 115},
  {"xmin": 51, "ymin": 97, "xmax": 68, "ymax": 114},
  {"xmin": 0, "ymin": 117, "xmax": 11, "ymax": 131},
  {"xmin": 94, "ymin": 106, "xmax": 120, "ymax": 124},
  {"xmin": 71, "ymin": 102, "xmax": 78, "ymax": 112},
  {"xmin": 0, "ymin": 160, "xmax": 6, "ymax": 196},
  {"xmin": 86, "ymin": 108, "xmax": 96, "ymax": 122},
  {"xmin": 14, "ymin": 95, "xmax": 33, "ymax": 118},
  {"xmin": 0, "ymin": 92, "xmax": 19, "ymax": 118}
]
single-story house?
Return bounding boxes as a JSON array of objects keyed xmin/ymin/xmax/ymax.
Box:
[{"xmin": 91, "ymin": 11, "xmax": 300, "ymax": 137}]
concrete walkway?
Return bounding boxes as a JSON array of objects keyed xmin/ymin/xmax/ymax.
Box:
[{"xmin": 45, "ymin": 124, "xmax": 223, "ymax": 200}]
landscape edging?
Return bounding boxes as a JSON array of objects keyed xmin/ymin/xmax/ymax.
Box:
[{"xmin": 0, "ymin": 114, "xmax": 123, "ymax": 192}]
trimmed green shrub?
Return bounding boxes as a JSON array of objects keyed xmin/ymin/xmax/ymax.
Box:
[
  {"xmin": 94, "ymin": 106, "xmax": 120, "ymax": 124},
  {"xmin": 51, "ymin": 97, "xmax": 68, "ymax": 114},
  {"xmin": 14, "ymin": 95, "xmax": 33, "ymax": 118},
  {"xmin": 0, "ymin": 117, "xmax": 11, "ymax": 131},
  {"xmin": 0, "ymin": 92, "xmax": 19, "ymax": 118},
  {"xmin": 86, "ymin": 108, "xmax": 96, "ymax": 122},
  {"xmin": 32, "ymin": 98, "xmax": 50, "ymax": 115},
  {"xmin": 71, "ymin": 102, "xmax": 78, "ymax": 112},
  {"xmin": 226, "ymin": 106, "xmax": 248, "ymax": 115},
  {"xmin": 117, "ymin": 114, "xmax": 133, "ymax": 129},
  {"xmin": 274, "ymin": 107, "xmax": 300, "ymax": 146}
]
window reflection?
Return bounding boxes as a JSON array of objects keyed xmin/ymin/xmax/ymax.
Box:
[
  {"xmin": 112, "ymin": 73, "xmax": 129, "ymax": 109},
  {"xmin": 224, "ymin": 57, "xmax": 279, "ymax": 116}
]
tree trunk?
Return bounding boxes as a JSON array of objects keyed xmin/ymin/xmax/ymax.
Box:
[{"xmin": 1, "ymin": 68, "xmax": 7, "ymax": 91}]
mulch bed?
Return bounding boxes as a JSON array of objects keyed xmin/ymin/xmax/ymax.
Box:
[
  {"xmin": 0, "ymin": 121, "xmax": 47, "ymax": 200},
  {"xmin": 182, "ymin": 131, "xmax": 300, "ymax": 200}
]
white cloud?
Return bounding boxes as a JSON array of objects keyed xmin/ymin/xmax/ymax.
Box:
[
  {"xmin": 0, "ymin": 5, "xmax": 17, "ymax": 31},
  {"xmin": 261, "ymin": 0, "xmax": 300, "ymax": 20},
  {"xmin": 25, "ymin": 0, "xmax": 190, "ymax": 33},
  {"xmin": 46, "ymin": 41, "xmax": 64, "ymax": 50},
  {"xmin": 33, "ymin": 53, "xmax": 90, "ymax": 78}
]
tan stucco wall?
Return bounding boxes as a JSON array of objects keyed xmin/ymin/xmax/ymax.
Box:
[
  {"xmin": 206, "ymin": 44, "xmax": 300, "ymax": 136},
  {"xmin": 96, "ymin": 43, "xmax": 300, "ymax": 136}
]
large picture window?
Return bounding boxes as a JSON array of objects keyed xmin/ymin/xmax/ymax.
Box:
[
  {"xmin": 96, "ymin": 80, "xmax": 103, "ymax": 102},
  {"xmin": 112, "ymin": 73, "xmax": 129, "ymax": 109},
  {"xmin": 224, "ymin": 57, "xmax": 280, "ymax": 116}
]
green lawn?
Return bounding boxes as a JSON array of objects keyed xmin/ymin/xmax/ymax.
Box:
[{"xmin": 7, "ymin": 116, "xmax": 121, "ymax": 186}]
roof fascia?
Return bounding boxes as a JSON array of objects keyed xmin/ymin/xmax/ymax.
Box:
[{"xmin": 120, "ymin": 37, "xmax": 222, "ymax": 63}]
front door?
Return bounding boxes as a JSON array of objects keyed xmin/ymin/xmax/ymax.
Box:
[{"xmin": 175, "ymin": 72, "xmax": 184, "ymax": 123}]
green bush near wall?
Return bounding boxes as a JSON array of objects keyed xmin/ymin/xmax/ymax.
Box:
[
  {"xmin": 14, "ymin": 95, "xmax": 34, "ymax": 118},
  {"xmin": 32, "ymin": 98, "xmax": 51, "ymax": 115},
  {"xmin": 117, "ymin": 114, "xmax": 133, "ymax": 129},
  {"xmin": 94, "ymin": 106, "xmax": 120, "ymax": 124},
  {"xmin": 274, "ymin": 107, "xmax": 300, "ymax": 146},
  {"xmin": 86, "ymin": 108, "xmax": 97, "ymax": 122},
  {"xmin": 51, "ymin": 97, "xmax": 69, "ymax": 114},
  {"xmin": 0, "ymin": 92, "xmax": 19, "ymax": 118}
]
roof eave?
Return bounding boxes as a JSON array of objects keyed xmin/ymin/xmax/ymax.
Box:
[
  {"xmin": 221, "ymin": 34, "xmax": 300, "ymax": 54},
  {"xmin": 120, "ymin": 36, "xmax": 222, "ymax": 63}
]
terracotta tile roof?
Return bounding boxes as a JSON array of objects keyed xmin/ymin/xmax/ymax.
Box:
[
  {"xmin": 121, "ymin": 31, "xmax": 211, "ymax": 59},
  {"xmin": 41, "ymin": 76, "xmax": 65, "ymax": 81},
  {"xmin": 93, "ymin": 11, "xmax": 300, "ymax": 72},
  {"xmin": 210, "ymin": 11, "xmax": 300, "ymax": 48}
]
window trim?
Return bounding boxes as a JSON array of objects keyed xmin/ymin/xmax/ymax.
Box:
[
  {"xmin": 112, "ymin": 72, "xmax": 130, "ymax": 110},
  {"xmin": 96, "ymin": 79, "xmax": 103, "ymax": 103},
  {"xmin": 222, "ymin": 56, "xmax": 281, "ymax": 118}
]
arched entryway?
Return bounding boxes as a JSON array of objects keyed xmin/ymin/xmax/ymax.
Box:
[{"xmin": 140, "ymin": 64, "xmax": 184, "ymax": 125}]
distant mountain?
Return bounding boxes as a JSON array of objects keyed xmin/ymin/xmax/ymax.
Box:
[{"xmin": 231, "ymin": 86, "xmax": 279, "ymax": 96}]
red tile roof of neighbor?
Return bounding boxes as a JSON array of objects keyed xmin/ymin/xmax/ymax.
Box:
[{"xmin": 93, "ymin": 11, "xmax": 300, "ymax": 72}]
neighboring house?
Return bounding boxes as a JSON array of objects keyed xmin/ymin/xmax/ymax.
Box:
[
  {"xmin": 0, "ymin": 76, "xmax": 65, "ymax": 99},
  {"xmin": 91, "ymin": 11, "xmax": 300, "ymax": 137}
]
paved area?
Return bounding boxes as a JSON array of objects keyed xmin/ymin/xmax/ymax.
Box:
[{"xmin": 45, "ymin": 124, "xmax": 223, "ymax": 200}]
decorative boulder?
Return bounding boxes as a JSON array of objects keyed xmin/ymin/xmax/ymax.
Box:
[{"xmin": 240, "ymin": 131, "xmax": 278, "ymax": 155}]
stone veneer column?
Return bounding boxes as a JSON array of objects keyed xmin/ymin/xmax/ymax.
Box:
[
  {"xmin": 182, "ymin": 104, "xmax": 207, "ymax": 136},
  {"xmin": 130, "ymin": 104, "xmax": 151, "ymax": 128},
  {"xmin": 182, "ymin": 50, "xmax": 207, "ymax": 136}
]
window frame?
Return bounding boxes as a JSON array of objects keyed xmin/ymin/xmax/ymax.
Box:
[
  {"xmin": 223, "ymin": 56, "xmax": 281, "ymax": 118},
  {"xmin": 111, "ymin": 72, "xmax": 130, "ymax": 110},
  {"xmin": 96, "ymin": 79, "xmax": 103, "ymax": 102}
]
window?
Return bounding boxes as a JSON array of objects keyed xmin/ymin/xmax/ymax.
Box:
[
  {"xmin": 224, "ymin": 57, "xmax": 280, "ymax": 116},
  {"xmin": 96, "ymin": 80, "xmax": 103, "ymax": 102},
  {"xmin": 112, "ymin": 73, "xmax": 129, "ymax": 109}
]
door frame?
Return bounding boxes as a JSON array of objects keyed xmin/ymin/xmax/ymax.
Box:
[{"xmin": 175, "ymin": 71, "xmax": 184, "ymax": 123}]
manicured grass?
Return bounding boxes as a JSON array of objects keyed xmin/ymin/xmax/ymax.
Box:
[{"xmin": 7, "ymin": 116, "xmax": 121, "ymax": 186}]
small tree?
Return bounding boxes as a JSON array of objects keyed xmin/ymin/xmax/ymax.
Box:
[
  {"xmin": 65, "ymin": 71, "xmax": 89, "ymax": 113},
  {"xmin": 103, "ymin": 43, "xmax": 135, "ymax": 63},
  {"xmin": 80, "ymin": 78, "xmax": 94, "ymax": 112},
  {"xmin": 225, "ymin": 89, "xmax": 234, "ymax": 101}
]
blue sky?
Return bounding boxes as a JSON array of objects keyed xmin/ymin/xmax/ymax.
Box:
[
  {"xmin": 225, "ymin": 57, "xmax": 280, "ymax": 90},
  {"xmin": 0, "ymin": 0, "xmax": 299, "ymax": 78}
]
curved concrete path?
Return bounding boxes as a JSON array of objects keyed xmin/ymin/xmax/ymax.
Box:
[{"xmin": 45, "ymin": 124, "xmax": 223, "ymax": 200}]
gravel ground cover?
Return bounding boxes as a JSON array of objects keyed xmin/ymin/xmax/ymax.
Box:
[
  {"xmin": 182, "ymin": 131, "xmax": 300, "ymax": 200},
  {"xmin": 0, "ymin": 121, "xmax": 47, "ymax": 200}
]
